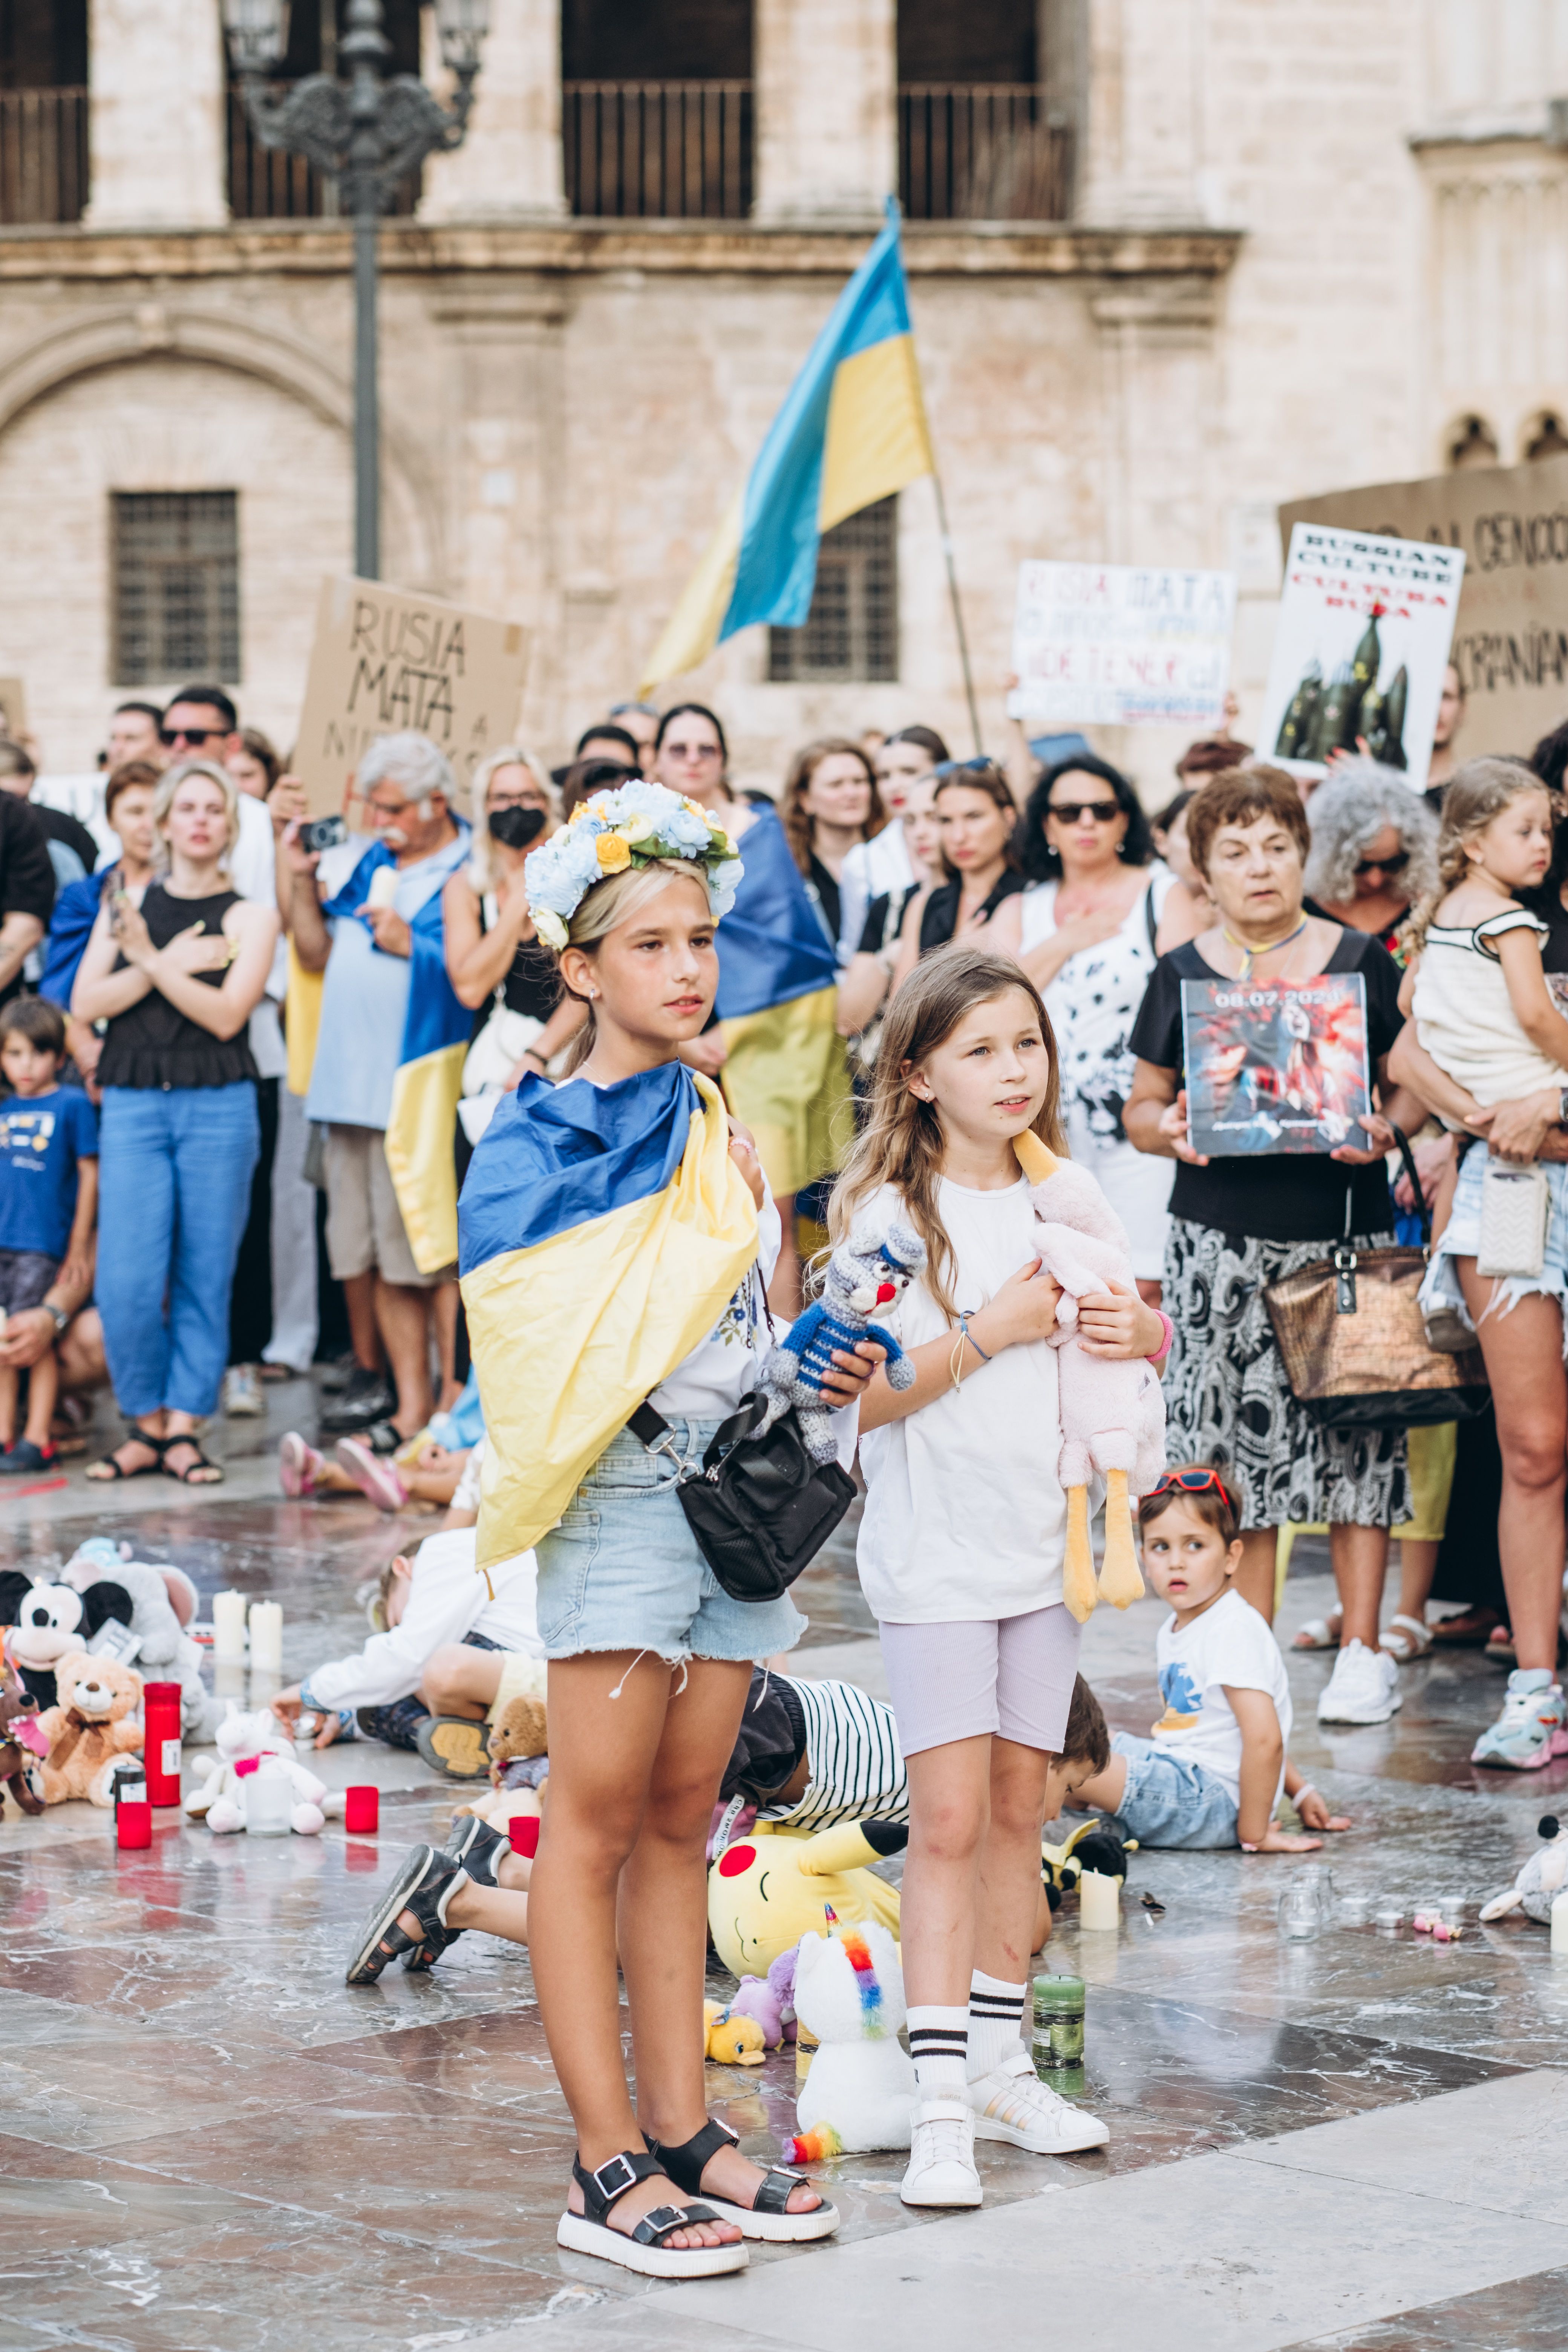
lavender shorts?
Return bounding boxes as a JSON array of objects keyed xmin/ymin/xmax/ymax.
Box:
[{"xmin": 877, "ymin": 1603, "xmax": 1081, "ymax": 1757}]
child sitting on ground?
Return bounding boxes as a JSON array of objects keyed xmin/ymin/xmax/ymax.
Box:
[
  {"xmin": 0, "ymin": 997, "xmax": 97, "ymax": 1476},
  {"xmin": 1069, "ymin": 1468, "xmax": 1351, "ymax": 1851}
]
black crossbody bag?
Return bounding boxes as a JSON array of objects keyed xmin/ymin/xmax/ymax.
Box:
[{"xmin": 626, "ymin": 1395, "xmax": 856, "ymax": 1603}]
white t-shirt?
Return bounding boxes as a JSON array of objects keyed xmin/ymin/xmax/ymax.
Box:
[
  {"xmin": 302, "ymin": 1525, "xmax": 541, "ymax": 1712},
  {"xmin": 230, "ymin": 790, "xmax": 288, "ymax": 1082},
  {"xmin": 838, "ymin": 825, "xmax": 915, "ymax": 965},
  {"xmin": 855, "ymin": 1174, "xmax": 1067, "ymax": 1623},
  {"xmin": 1149, "ymin": 1587, "xmax": 1292, "ymax": 1807}
]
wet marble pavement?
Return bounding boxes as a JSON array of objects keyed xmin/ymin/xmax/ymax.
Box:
[{"xmin": 4, "ymin": 1453, "xmax": 1568, "ymax": 2348}]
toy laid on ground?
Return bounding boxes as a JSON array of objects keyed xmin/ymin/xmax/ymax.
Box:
[
  {"xmin": 185, "ymin": 1701, "xmax": 345, "ymax": 1836},
  {"xmin": 60, "ymin": 1539, "xmax": 222, "ymax": 1743},
  {"xmin": 35, "ymin": 1652, "xmax": 144, "ymax": 1805},
  {"xmin": 707, "ymin": 1818, "xmax": 905, "ymax": 1976},
  {"xmin": 756, "ymin": 1225, "xmax": 925, "ymax": 1464},
  {"xmin": 728, "ymin": 1947, "xmax": 799, "ymax": 2050},
  {"xmin": 0, "ymin": 1659, "xmax": 46, "ymax": 1817},
  {"xmin": 1, "ymin": 1570, "xmax": 140, "ymax": 1712},
  {"xmin": 1479, "ymin": 1816, "xmax": 1568, "ymax": 1925},
  {"xmin": 703, "ymin": 2000, "xmax": 767, "ymax": 2065},
  {"xmin": 1040, "ymin": 1818, "xmax": 1138, "ymax": 1912},
  {"xmin": 1028, "ymin": 1152, "xmax": 1167, "ymax": 1622},
  {"xmin": 784, "ymin": 1921, "xmax": 915, "ymax": 2159},
  {"xmin": 488, "ymin": 1691, "xmax": 547, "ymax": 1774}
]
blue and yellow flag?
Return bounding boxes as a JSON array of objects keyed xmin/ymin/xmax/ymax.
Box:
[
  {"xmin": 642, "ymin": 199, "xmax": 934, "ymax": 688},
  {"xmin": 459, "ymin": 1061, "xmax": 760, "ymax": 1572}
]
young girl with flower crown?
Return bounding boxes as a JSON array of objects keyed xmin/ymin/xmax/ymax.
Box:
[
  {"xmin": 342, "ymin": 782, "xmax": 878, "ymax": 2280},
  {"xmin": 832, "ymin": 943, "xmax": 1169, "ymax": 2207}
]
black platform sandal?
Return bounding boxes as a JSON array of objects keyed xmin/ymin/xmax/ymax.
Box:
[
  {"xmin": 556, "ymin": 2150, "xmax": 748, "ymax": 2279},
  {"xmin": 345, "ymin": 1845, "xmax": 467, "ymax": 1984},
  {"xmin": 649, "ymin": 2116, "xmax": 839, "ymax": 2242}
]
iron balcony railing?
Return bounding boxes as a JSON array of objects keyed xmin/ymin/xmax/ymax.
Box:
[
  {"xmin": 0, "ymin": 86, "xmax": 88, "ymax": 225},
  {"xmin": 899, "ymin": 84, "xmax": 1071, "ymax": 221},
  {"xmin": 563, "ymin": 80, "xmax": 752, "ymax": 219}
]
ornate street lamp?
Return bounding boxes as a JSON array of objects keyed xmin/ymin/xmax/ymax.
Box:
[{"xmin": 223, "ymin": 0, "xmax": 490, "ymax": 578}]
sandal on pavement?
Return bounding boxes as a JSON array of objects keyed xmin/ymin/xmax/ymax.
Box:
[
  {"xmin": 1430, "ymin": 1608, "xmax": 1500, "ymax": 1648},
  {"xmin": 162, "ymin": 1438, "xmax": 224, "ymax": 1486},
  {"xmin": 1379, "ymin": 1613, "xmax": 1433, "ymax": 1663},
  {"xmin": 415, "ymin": 1715, "xmax": 491, "ymax": 1780},
  {"xmin": 86, "ymin": 1433, "xmax": 167, "ymax": 1482},
  {"xmin": 345, "ymin": 1844, "xmax": 468, "ymax": 1984},
  {"xmin": 649, "ymin": 2116, "xmax": 838, "ymax": 2242},
  {"xmin": 1292, "ymin": 1613, "xmax": 1342, "ymax": 1651},
  {"xmin": 1486, "ymin": 1625, "xmax": 1517, "ymax": 1667},
  {"xmin": 557, "ymin": 2150, "xmax": 747, "ymax": 2280}
]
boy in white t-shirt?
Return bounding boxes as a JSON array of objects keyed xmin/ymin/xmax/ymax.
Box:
[{"xmin": 1071, "ymin": 1469, "xmax": 1352, "ymax": 1852}]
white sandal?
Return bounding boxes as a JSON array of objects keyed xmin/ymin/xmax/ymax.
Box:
[
  {"xmin": 1380, "ymin": 1613, "xmax": 1433, "ymax": 1663},
  {"xmin": 1292, "ymin": 1613, "xmax": 1342, "ymax": 1651}
]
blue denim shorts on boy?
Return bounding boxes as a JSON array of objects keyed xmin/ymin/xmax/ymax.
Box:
[
  {"xmin": 1103, "ymin": 1731, "xmax": 1239, "ymax": 1848},
  {"xmin": 533, "ymin": 1419, "xmax": 805, "ymax": 1664},
  {"xmin": 0, "ymin": 1247, "xmax": 58, "ymax": 1318}
]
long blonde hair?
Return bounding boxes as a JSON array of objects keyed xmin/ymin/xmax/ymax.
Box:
[
  {"xmin": 551, "ymin": 859, "xmax": 714, "ymax": 1075},
  {"xmin": 830, "ymin": 943, "xmax": 1066, "ymax": 1318},
  {"xmin": 466, "ymin": 746, "xmax": 557, "ymax": 893},
  {"xmin": 1403, "ymin": 756, "xmax": 1560, "ymax": 953}
]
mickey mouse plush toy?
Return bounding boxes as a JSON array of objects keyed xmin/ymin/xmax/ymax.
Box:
[{"xmin": 0, "ymin": 1570, "xmax": 136, "ymax": 1712}]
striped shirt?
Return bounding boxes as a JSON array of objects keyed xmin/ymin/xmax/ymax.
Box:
[{"xmin": 758, "ymin": 1674, "xmax": 908, "ymax": 1833}]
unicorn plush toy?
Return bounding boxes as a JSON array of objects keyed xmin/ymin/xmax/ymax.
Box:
[{"xmin": 784, "ymin": 1919, "xmax": 916, "ymax": 2158}]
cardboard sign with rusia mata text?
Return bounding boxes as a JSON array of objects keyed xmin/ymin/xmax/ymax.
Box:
[{"xmin": 291, "ymin": 576, "xmax": 529, "ymax": 818}]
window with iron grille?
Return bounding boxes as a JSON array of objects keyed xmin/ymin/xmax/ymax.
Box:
[
  {"xmin": 111, "ymin": 492, "xmax": 240, "ymax": 688},
  {"xmin": 768, "ymin": 497, "xmax": 898, "ymax": 683}
]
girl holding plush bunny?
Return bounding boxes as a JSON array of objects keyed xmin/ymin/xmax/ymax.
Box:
[{"xmin": 831, "ymin": 943, "xmax": 1170, "ymax": 2207}]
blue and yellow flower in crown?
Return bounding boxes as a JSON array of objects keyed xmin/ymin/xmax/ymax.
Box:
[{"xmin": 525, "ymin": 779, "xmax": 744, "ymax": 950}]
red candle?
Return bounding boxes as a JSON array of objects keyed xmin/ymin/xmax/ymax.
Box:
[
  {"xmin": 509, "ymin": 1815, "xmax": 540, "ymax": 1858},
  {"xmin": 344, "ymin": 1785, "xmax": 379, "ymax": 1833},
  {"xmin": 116, "ymin": 1801, "xmax": 152, "ymax": 1850},
  {"xmin": 142, "ymin": 1682, "xmax": 182, "ymax": 1806}
]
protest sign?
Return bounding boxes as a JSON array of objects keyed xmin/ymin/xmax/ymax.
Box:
[
  {"xmin": 1279, "ymin": 457, "xmax": 1568, "ymax": 763},
  {"xmin": 1260, "ymin": 525, "xmax": 1463, "ymax": 792},
  {"xmin": 292, "ymin": 577, "xmax": 528, "ymax": 818},
  {"xmin": 1182, "ymin": 973, "xmax": 1370, "ymax": 1158},
  {"xmin": 1006, "ymin": 562, "xmax": 1236, "ymax": 728},
  {"xmin": 0, "ymin": 678, "xmax": 27, "ymax": 739}
]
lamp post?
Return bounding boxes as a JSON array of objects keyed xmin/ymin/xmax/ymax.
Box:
[{"xmin": 223, "ymin": 0, "xmax": 489, "ymax": 579}]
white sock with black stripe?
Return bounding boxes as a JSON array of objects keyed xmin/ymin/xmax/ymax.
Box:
[
  {"xmin": 906, "ymin": 2004, "xmax": 971, "ymax": 2098},
  {"xmin": 967, "ymin": 1970, "xmax": 1027, "ymax": 2080}
]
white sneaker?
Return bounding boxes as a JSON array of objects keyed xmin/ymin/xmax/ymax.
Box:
[
  {"xmin": 900, "ymin": 2096, "xmax": 982, "ymax": 2208},
  {"xmin": 222, "ymin": 1364, "xmax": 265, "ymax": 1418},
  {"xmin": 969, "ymin": 2049, "xmax": 1110, "ymax": 2153},
  {"xmin": 1317, "ymin": 1637, "xmax": 1403, "ymax": 1725}
]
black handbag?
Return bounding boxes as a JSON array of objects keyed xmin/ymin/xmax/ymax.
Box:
[{"xmin": 626, "ymin": 1395, "xmax": 856, "ymax": 1602}]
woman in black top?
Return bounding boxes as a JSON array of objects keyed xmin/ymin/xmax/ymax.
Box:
[
  {"xmin": 74, "ymin": 762, "xmax": 279, "ymax": 1483},
  {"xmin": 1125, "ymin": 766, "xmax": 1433, "ymax": 1684},
  {"xmin": 444, "ymin": 749, "xmax": 560, "ymax": 1078},
  {"xmin": 779, "ymin": 736, "xmax": 885, "ymax": 953},
  {"xmin": 887, "ymin": 758, "xmax": 1024, "ymax": 996}
]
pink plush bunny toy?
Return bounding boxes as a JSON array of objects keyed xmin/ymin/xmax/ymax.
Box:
[{"xmin": 1017, "ymin": 1132, "xmax": 1167, "ymax": 1622}]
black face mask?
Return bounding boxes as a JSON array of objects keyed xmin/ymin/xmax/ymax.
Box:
[{"xmin": 488, "ymin": 804, "xmax": 547, "ymax": 851}]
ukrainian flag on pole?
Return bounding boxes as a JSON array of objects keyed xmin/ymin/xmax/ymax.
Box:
[{"xmin": 642, "ymin": 199, "xmax": 934, "ymax": 689}]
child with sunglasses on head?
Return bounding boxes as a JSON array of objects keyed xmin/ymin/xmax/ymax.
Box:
[{"xmin": 1070, "ymin": 1468, "xmax": 1350, "ymax": 1852}]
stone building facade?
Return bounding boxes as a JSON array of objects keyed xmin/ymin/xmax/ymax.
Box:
[{"xmin": 3, "ymin": 0, "xmax": 1568, "ymax": 796}]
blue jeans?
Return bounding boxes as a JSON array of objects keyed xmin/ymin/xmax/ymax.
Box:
[
  {"xmin": 1103, "ymin": 1731, "xmax": 1240, "ymax": 1849},
  {"xmin": 97, "ymin": 1083, "xmax": 260, "ymax": 1419}
]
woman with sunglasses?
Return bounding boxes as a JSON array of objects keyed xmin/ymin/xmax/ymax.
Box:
[
  {"xmin": 1303, "ymin": 763, "xmax": 1438, "ymax": 952},
  {"xmin": 1016, "ymin": 756, "xmax": 1201, "ymax": 1303},
  {"xmin": 886, "ymin": 759, "xmax": 1025, "ymax": 997}
]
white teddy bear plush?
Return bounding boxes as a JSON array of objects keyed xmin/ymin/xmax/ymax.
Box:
[
  {"xmin": 785, "ymin": 1920, "xmax": 916, "ymax": 2158},
  {"xmin": 1479, "ymin": 1814, "xmax": 1568, "ymax": 1925},
  {"xmin": 185, "ymin": 1701, "xmax": 344, "ymax": 1836},
  {"xmin": 61, "ymin": 1539, "xmax": 222, "ymax": 1743}
]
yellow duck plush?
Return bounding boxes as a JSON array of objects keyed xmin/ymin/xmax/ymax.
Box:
[
  {"xmin": 707, "ymin": 1820, "xmax": 903, "ymax": 1977},
  {"xmin": 702, "ymin": 2000, "xmax": 767, "ymax": 2066}
]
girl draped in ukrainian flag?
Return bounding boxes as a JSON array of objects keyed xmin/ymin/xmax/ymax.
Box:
[{"xmin": 347, "ymin": 779, "xmax": 878, "ymax": 2278}]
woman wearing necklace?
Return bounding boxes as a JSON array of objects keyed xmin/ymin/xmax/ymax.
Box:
[{"xmin": 1125, "ymin": 767, "xmax": 1433, "ymax": 1730}]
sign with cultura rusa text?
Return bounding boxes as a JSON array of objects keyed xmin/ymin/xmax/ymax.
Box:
[
  {"xmin": 292, "ymin": 576, "xmax": 528, "ymax": 818},
  {"xmin": 1261, "ymin": 523, "xmax": 1464, "ymax": 792},
  {"xmin": 1006, "ymin": 561, "xmax": 1236, "ymax": 728}
]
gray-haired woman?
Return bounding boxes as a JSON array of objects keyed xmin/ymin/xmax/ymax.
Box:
[{"xmin": 1304, "ymin": 761, "xmax": 1438, "ymax": 952}]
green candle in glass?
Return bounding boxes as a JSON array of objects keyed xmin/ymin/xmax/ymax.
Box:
[{"xmin": 1032, "ymin": 1972, "xmax": 1086, "ymax": 2089}]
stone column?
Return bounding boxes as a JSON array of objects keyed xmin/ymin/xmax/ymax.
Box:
[
  {"xmin": 753, "ymin": 0, "xmax": 896, "ymax": 224},
  {"xmin": 1078, "ymin": 0, "xmax": 1205, "ymax": 227},
  {"xmin": 85, "ymin": 0, "xmax": 228, "ymax": 229},
  {"xmin": 420, "ymin": 0, "xmax": 567, "ymax": 221}
]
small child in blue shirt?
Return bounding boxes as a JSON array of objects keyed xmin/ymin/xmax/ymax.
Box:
[{"xmin": 0, "ymin": 997, "xmax": 98, "ymax": 1473}]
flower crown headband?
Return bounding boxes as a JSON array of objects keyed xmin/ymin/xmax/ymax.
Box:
[{"xmin": 524, "ymin": 779, "xmax": 743, "ymax": 951}]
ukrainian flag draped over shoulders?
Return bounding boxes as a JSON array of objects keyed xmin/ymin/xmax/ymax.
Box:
[
  {"xmin": 642, "ymin": 200, "xmax": 934, "ymax": 687},
  {"xmin": 459, "ymin": 1061, "xmax": 760, "ymax": 1573}
]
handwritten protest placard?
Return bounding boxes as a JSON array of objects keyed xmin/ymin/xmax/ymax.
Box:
[
  {"xmin": 1006, "ymin": 562, "xmax": 1236, "ymax": 728},
  {"xmin": 1260, "ymin": 525, "xmax": 1464, "ymax": 792},
  {"xmin": 292, "ymin": 577, "xmax": 528, "ymax": 817}
]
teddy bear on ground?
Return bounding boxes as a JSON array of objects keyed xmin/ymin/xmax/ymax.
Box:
[
  {"xmin": 61, "ymin": 1539, "xmax": 222, "ymax": 1744},
  {"xmin": 185, "ymin": 1701, "xmax": 343, "ymax": 1835},
  {"xmin": 35, "ymin": 1651, "xmax": 145, "ymax": 1806},
  {"xmin": 487, "ymin": 1691, "xmax": 547, "ymax": 1778},
  {"xmin": 0, "ymin": 1658, "xmax": 46, "ymax": 1818},
  {"xmin": 1479, "ymin": 1815, "xmax": 1568, "ymax": 1924},
  {"xmin": 1025, "ymin": 1141, "xmax": 1167, "ymax": 1623},
  {"xmin": 783, "ymin": 1920, "xmax": 915, "ymax": 2159},
  {"xmin": 756, "ymin": 1223, "xmax": 925, "ymax": 1465}
]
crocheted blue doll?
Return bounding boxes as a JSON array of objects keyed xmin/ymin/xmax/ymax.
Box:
[{"xmin": 757, "ymin": 1223, "xmax": 925, "ymax": 1464}]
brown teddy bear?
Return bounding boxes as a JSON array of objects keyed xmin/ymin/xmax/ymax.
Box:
[
  {"xmin": 0, "ymin": 1660, "xmax": 45, "ymax": 1818},
  {"xmin": 35, "ymin": 1651, "xmax": 144, "ymax": 1806},
  {"xmin": 487, "ymin": 1691, "xmax": 547, "ymax": 1777}
]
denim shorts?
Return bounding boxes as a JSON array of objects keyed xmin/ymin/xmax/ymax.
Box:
[
  {"xmin": 533, "ymin": 1419, "xmax": 807, "ymax": 1665},
  {"xmin": 1105, "ymin": 1731, "xmax": 1239, "ymax": 1849}
]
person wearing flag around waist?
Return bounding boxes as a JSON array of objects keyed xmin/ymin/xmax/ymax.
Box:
[{"xmin": 345, "ymin": 781, "xmax": 879, "ymax": 2277}]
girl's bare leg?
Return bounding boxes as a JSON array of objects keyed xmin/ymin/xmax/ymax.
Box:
[
  {"xmin": 1329, "ymin": 1522, "xmax": 1390, "ymax": 1650},
  {"xmin": 1457, "ymin": 1268, "xmax": 1567, "ymax": 1672},
  {"xmin": 973, "ymin": 1740, "xmax": 1054, "ymax": 1987},
  {"xmin": 1234, "ymin": 1528, "xmax": 1278, "ymax": 1620},
  {"xmin": 901, "ymin": 1737, "xmax": 992, "ymax": 2008},
  {"xmin": 1395, "ymin": 1538, "xmax": 1439, "ymax": 1629}
]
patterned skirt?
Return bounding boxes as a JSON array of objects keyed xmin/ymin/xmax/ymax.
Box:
[{"xmin": 1162, "ymin": 1216, "xmax": 1409, "ymax": 1531}]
